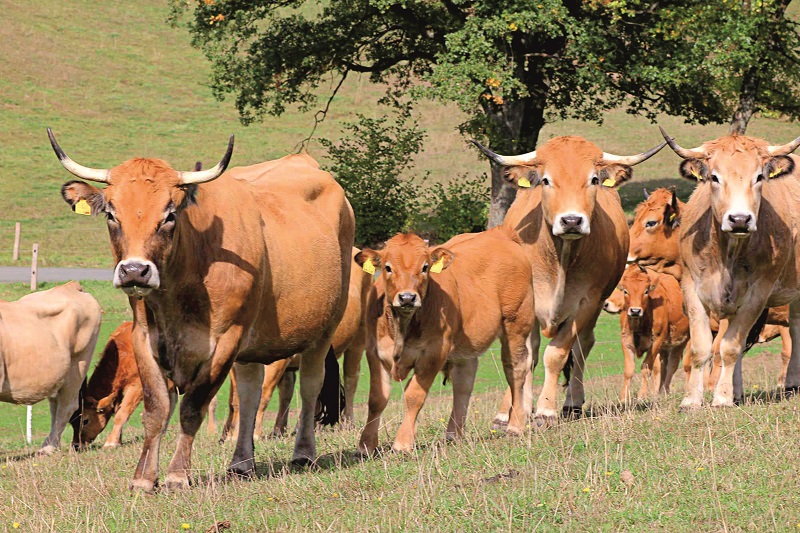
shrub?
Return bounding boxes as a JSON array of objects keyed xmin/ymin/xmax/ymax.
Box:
[{"xmin": 418, "ymin": 174, "xmax": 490, "ymax": 243}]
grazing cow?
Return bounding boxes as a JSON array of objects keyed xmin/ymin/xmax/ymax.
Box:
[
  {"xmin": 617, "ymin": 264, "xmax": 689, "ymax": 400},
  {"xmin": 51, "ymin": 130, "xmax": 354, "ymax": 491},
  {"xmin": 660, "ymin": 127, "xmax": 800, "ymax": 407},
  {"xmin": 0, "ymin": 282, "xmax": 101, "ymax": 454},
  {"xmin": 356, "ymin": 230, "xmax": 534, "ymax": 454},
  {"xmin": 473, "ymin": 136, "xmax": 664, "ymax": 420},
  {"xmin": 221, "ymin": 247, "xmax": 372, "ymax": 440}
]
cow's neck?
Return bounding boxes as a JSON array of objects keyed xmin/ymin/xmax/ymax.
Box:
[
  {"xmin": 711, "ymin": 218, "xmax": 750, "ymax": 312},
  {"xmin": 384, "ymin": 305, "xmax": 418, "ymax": 360},
  {"xmin": 545, "ymin": 234, "xmax": 580, "ymax": 330}
]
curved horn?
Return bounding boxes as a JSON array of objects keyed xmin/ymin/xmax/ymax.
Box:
[
  {"xmin": 658, "ymin": 126, "xmax": 705, "ymax": 159},
  {"xmin": 470, "ymin": 139, "xmax": 537, "ymax": 166},
  {"xmin": 177, "ymin": 135, "xmax": 235, "ymax": 185},
  {"xmin": 643, "ymin": 187, "xmax": 650, "ymax": 199},
  {"xmin": 767, "ymin": 134, "xmax": 800, "ymax": 155},
  {"xmin": 637, "ymin": 263, "xmax": 648, "ymax": 274},
  {"xmin": 47, "ymin": 128, "xmax": 110, "ymax": 183},
  {"xmin": 602, "ymin": 141, "xmax": 666, "ymax": 166}
]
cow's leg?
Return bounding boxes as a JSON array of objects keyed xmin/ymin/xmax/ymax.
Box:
[
  {"xmin": 206, "ymin": 395, "xmax": 218, "ymax": 436},
  {"xmin": 357, "ymin": 347, "xmax": 391, "ymax": 455},
  {"xmin": 680, "ymin": 277, "xmax": 714, "ymax": 409},
  {"xmin": 292, "ymin": 342, "xmax": 335, "ymax": 465},
  {"xmin": 784, "ymin": 300, "xmax": 800, "ymax": 392},
  {"xmin": 499, "ymin": 316, "xmax": 534, "ymax": 436},
  {"xmin": 778, "ymin": 326, "xmax": 792, "ymax": 387},
  {"xmin": 620, "ymin": 335, "xmax": 637, "ymax": 402},
  {"xmin": 220, "ymin": 368, "xmax": 239, "ymax": 443},
  {"xmin": 682, "ymin": 344, "xmax": 692, "ymax": 382},
  {"xmin": 563, "ymin": 309, "xmax": 600, "ymax": 417},
  {"xmin": 254, "ymin": 359, "xmax": 290, "ymax": 440},
  {"xmin": 272, "ymin": 370, "xmax": 296, "ymax": 437},
  {"xmin": 393, "ymin": 363, "xmax": 438, "ymax": 453},
  {"xmin": 493, "ymin": 323, "xmax": 539, "ymax": 429},
  {"xmin": 733, "ymin": 353, "xmax": 745, "ymax": 404},
  {"xmin": 445, "ymin": 357, "xmax": 479, "ymax": 440},
  {"xmin": 342, "ymin": 343, "xmax": 364, "ymax": 427},
  {"xmin": 713, "ymin": 298, "xmax": 769, "ymax": 407},
  {"xmin": 536, "ymin": 319, "xmax": 578, "ymax": 420},
  {"xmin": 638, "ymin": 350, "xmax": 657, "ymax": 400},
  {"xmin": 104, "ymin": 387, "xmax": 143, "ymax": 448},
  {"xmin": 708, "ymin": 320, "xmax": 727, "ymax": 390},
  {"xmin": 661, "ymin": 346, "xmax": 683, "ymax": 394},
  {"xmin": 227, "ymin": 361, "xmax": 264, "ymax": 477}
]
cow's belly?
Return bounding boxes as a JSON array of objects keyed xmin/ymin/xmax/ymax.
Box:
[{"xmin": 0, "ymin": 339, "xmax": 71, "ymax": 405}]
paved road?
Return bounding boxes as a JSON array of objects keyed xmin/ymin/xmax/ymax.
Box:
[{"xmin": 0, "ymin": 267, "xmax": 112, "ymax": 283}]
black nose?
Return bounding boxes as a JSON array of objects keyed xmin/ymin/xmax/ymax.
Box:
[
  {"xmin": 728, "ymin": 213, "xmax": 752, "ymax": 230},
  {"xmin": 628, "ymin": 307, "xmax": 643, "ymax": 317},
  {"xmin": 118, "ymin": 262, "xmax": 152, "ymax": 287},
  {"xmin": 561, "ymin": 215, "xmax": 584, "ymax": 230},
  {"xmin": 397, "ymin": 292, "xmax": 418, "ymax": 307}
]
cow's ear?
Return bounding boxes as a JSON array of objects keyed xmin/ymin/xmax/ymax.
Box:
[
  {"xmin": 61, "ymin": 180, "xmax": 106, "ymax": 215},
  {"xmin": 679, "ymin": 159, "xmax": 709, "ymax": 182},
  {"xmin": 597, "ymin": 164, "xmax": 633, "ymax": 188},
  {"xmin": 664, "ymin": 187, "xmax": 680, "ymax": 227},
  {"xmin": 429, "ymin": 247, "xmax": 455, "ymax": 273},
  {"xmin": 355, "ymin": 249, "xmax": 382, "ymax": 275},
  {"xmin": 763, "ymin": 155, "xmax": 795, "ymax": 181},
  {"xmin": 96, "ymin": 396, "xmax": 114, "ymax": 413},
  {"xmin": 505, "ymin": 166, "xmax": 540, "ymax": 189}
]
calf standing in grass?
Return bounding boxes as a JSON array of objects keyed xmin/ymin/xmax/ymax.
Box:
[
  {"xmin": 356, "ymin": 230, "xmax": 534, "ymax": 454},
  {"xmin": 618, "ymin": 264, "xmax": 689, "ymax": 400}
]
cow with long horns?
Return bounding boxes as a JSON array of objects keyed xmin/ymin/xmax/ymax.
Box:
[
  {"xmin": 49, "ymin": 129, "xmax": 355, "ymax": 491},
  {"xmin": 659, "ymin": 127, "xmax": 800, "ymax": 407},
  {"xmin": 473, "ymin": 135, "xmax": 665, "ymax": 421}
]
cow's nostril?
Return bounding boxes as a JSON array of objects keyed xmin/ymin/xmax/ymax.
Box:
[{"xmin": 140, "ymin": 264, "xmax": 150, "ymax": 277}]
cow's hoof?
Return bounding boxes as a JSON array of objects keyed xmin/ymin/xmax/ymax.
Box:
[
  {"xmin": 679, "ymin": 397, "xmax": 703, "ymax": 410},
  {"xmin": 561, "ymin": 406, "xmax": 583, "ymax": 420},
  {"xmin": 290, "ymin": 456, "xmax": 314, "ymax": 468},
  {"xmin": 532, "ymin": 415, "xmax": 557, "ymax": 429},
  {"xmin": 36, "ymin": 445, "xmax": 56, "ymax": 456},
  {"xmin": 711, "ymin": 396, "xmax": 734, "ymax": 408},
  {"xmin": 103, "ymin": 442, "xmax": 120, "ymax": 449},
  {"xmin": 226, "ymin": 465, "xmax": 255, "ymax": 479},
  {"xmin": 491, "ymin": 415, "xmax": 509, "ymax": 430},
  {"xmin": 129, "ymin": 479, "xmax": 156, "ymax": 493},
  {"xmin": 733, "ymin": 395, "xmax": 744, "ymax": 406},
  {"xmin": 391, "ymin": 442, "xmax": 414, "ymax": 454},
  {"xmin": 164, "ymin": 474, "xmax": 189, "ymax": 491},
  {"xmin": 504, "ymin": 425, "xmax": 524, "ymax": 437},
  {"xmin": 783, "ymin": 386, "xmax": 799, "ymax": 398}
]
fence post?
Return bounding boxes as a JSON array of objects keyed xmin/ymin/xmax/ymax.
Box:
[
  {"xmin": 13, "ymin": 222, "xmax": 20, "ymax": 261},
  {"xmin": 30, "ymin": 244, "xmax": 38, "ymax": 291},
  {"xmin": 26, "ymin": 405, "xmax": 32, "ymax": 445}
]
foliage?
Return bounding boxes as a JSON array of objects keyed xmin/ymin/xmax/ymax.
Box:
[
  {"xmin": 319, "ymin": 106, "xmax": 425, "ymax": 247},
  {"xmin": 418, "ymin": 175, "xmax": 490, "ymax": 243}
]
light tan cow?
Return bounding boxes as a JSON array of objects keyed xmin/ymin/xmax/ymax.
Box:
[
  {"xmin": 660, "ymin": 128, "xmax": 800, "ymax": 407},
  {"xmin": 51, "ymin": 130, "xmax": 354, "ymax": 491},
  {"xmin": 473, "ymin": 136, "xmax": 664, "ymax": 421},
  {"xmin": 0, "ymin": 282, "xmax": 101, "ymax": 454},
  {"xmin": 357, "ymin": 229, "xmax": 535, "ymax": 453}
]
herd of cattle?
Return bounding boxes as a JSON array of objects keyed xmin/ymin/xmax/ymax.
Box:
[{"xmin": 1, "ymin": 126, "xmax": 799, "ymax": 492}]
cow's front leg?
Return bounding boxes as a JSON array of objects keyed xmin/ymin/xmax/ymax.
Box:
[
  {"xmin": 130, "ymin": 303, "xmax": 171, "ymax": 492},
  {"xmin": 784, "ymin": 300, "xmax": 800, "ymax": 393},
  {"xmin": 393, "ymin": 361, "xmax": 438, "ymax": 453},
  {"xmin": 104, "ymin": 386, "xmax": 143, "ymax": 448},
  {"xmin": 292, "ymin": 343, "xmax": 334, "ymax": 465},
  {"xmin": 680, "ymin": 276, "xmax": 713, "ymax": 409},
  {"xmin": 536, "ymin": 321, "xmax": 577, "ymax": 421},
  {"xmin": 165, "ymin": 327, "xmax": 242, "ymax": 489},
  {"xmin": 445, "ymin": 357, "xmax": 479, "ymax": 440},
  {"xmin": 563, "ymin": 307, "xmax": 600, "ymax": 417},
  {"xmin": 228, "ymin": 361, "xmax": 265, "ymax": 477}
]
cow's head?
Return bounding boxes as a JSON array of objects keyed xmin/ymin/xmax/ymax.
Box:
[
  {"xmin": 602, "ymin": 287, "xmax": 625, "ymax": 314},
  {"xmin": 49, "ymin": 129, "xmax": 234, "ymax": 296},
  {"xmin": 354, "ymin": 233, "xmax": 454, "ymax": 315},
  {"xmin": 472, "ymin": 136, "xmax": 665, "ymax": 239},
  {"xmin": 628, "ymin": 187, "xmax": 683, "ymax": 265},
  {"xmin": 660, "ymin": 126, "xmax": 800, "ymax": 236},
  {"xmin": 618, "ymin": 264, "xmax": 655, "ymax": 320},
  {"xmin": 70, "ymin": 396, "xmax": 114, "ymax": 447}
]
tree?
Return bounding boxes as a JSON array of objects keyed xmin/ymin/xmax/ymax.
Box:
[{"xmin": 172, "ymin": 0, "xmax": 800, "ymax": 225}]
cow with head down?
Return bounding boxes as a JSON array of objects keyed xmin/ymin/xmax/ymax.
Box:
[
  {"xmin": 473, "ymin": 136, "xmax": 664, "ymax": 421},
  {"xmin": 49, "ymin": 129, "xmax": 354, "ymax": 491},
  {"xmin": 660, "ymin": 127, "xmax": 800, "ymax": 408}
]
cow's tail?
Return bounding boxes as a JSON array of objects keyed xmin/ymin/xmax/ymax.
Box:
[
  {"xmin": 561, "ymin": 350, "xmax": 574, "ymax": 388},
  {"xmin": 315, "ymin": 346, "xmax": 345, "ymax": 427},
  {"xmin": 744, "ymin": 307, "xmax": 770, "ymax": 354}
]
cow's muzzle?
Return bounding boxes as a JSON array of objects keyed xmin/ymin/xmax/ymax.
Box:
[
  {"xmin": 392, "ymin": 291, "xmax": 421, "ymax": 312},
  {"xmin": 113, "ymin": 258, "xmax": 160, "ymax": 296},
  {"xmin": 627, "ymin": 307, "xmax": 643, "ymax": 318},
  {"xmin": 722, "ymin": 212, "xmax": 756, "ymax": 235},
  {"xmin": 553, "ymin": 213, "xmax": 590, "ymax": 239}
]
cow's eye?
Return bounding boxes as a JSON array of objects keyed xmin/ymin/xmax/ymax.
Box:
[
  {"xmin": 591, "ymin": 176, "xmax": 599, "ymax": 185},
  {"xmin": 644, "ymin": 289, "xmax": 649, "ymax": 295},
  {"xmin": 623, "ymin": 289, "xmax": 628, "ymax": 295},
  {"xmin": 756, "ymin": 173, "xmax": 764, "ymax": 183},
  {"xmin": 645, "ymin": 220, "xmax": 658, "ymax": 228},
  {"xmin": 106, "ymin": 211, "xmax": 117, "ymax": 224},
  {"xmin": 83, "ymin": 417, "xmax": 89, "ymax": 425},
  {"xmin": 711, "ymin": 174, "xmax": 720, "ymax": 184},
  {"xmin": 385, "ymin": 265, "xmax": 392, "ymax": 274},
  {"xmin": 421, "ymin": 264, "xmax": 428, "ymax": 274},
  {"xmin": 541, "ymin": 177, "xmax": 550, "ymax": 186},
  {"xmin": 161, "ymin": 212, "xmax": 176, "ymax": 227}
]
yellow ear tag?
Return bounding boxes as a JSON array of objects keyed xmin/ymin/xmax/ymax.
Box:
[
  {"xmin": 362, "ymin": 258, "xmax": 375, "ymax": 275},
  {"xmin": 517, "ymin": 177, "xmax": 531, "ymax": 188},
  {"xmin": 430, "ymin": 256, "xmax": 445, "ymax": 274},
  {"xmin": 770, "ymin": 168, "xmax": 782, "ymax": 178},
  {"xmin": 602, "ymin": 178, "xmax": 616, "ymax": 187},
  {"xmin": 668, "ymin": 213, "xmax": 676, "ymax": 223},
  {"xmin": 691, "ymin": 170, "xmax": 702, "ymax": 181},
  {"xmin": 74, "ymin": 199, "xmax": 92, "ymax": 216}
]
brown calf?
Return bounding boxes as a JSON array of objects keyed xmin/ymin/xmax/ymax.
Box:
[
  {"xmin": 357, "ymin": 230, "xmax": 534, "ymax": 453},
  {"xmin": 617, "ymin": 265, "xmax": 689, "ymax": 400}
]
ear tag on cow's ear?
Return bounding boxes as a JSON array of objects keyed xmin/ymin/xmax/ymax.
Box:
[
  {"xmin": 691, "ymin": 169, "xmax": 703, "ymax": 181},
  {"xmin": 602, "ymin": 178, "xmax": 616, "ymax": 187},
  {"xmin": 668, "ymin": 213, "xmax": 676, "ymax": 223},
  {"xmin": 362, "ymin": 258, "xmax": 376, "ymax": 275},
  {"xmin": 770, "ymin": 167, "xmax": 783, "ymax": 178},
  {"xmin": 74, "ymin": 199, "xmax": 92, "ymax": 216},
  {"xmin": 517, "ymin": 177, "xmax": 531, "ymax": 188},
  {"xmin": 430, "ymin": 256, "xmax": 445, "ymax": 274}
]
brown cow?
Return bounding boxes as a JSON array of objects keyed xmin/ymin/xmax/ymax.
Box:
[
  {"xmin": 51, "ymin": 130, "xmax": 354, "ymax": 491},
  {"xmin": 221, "ymin": 247, "xmax": 372, "ymax": 440},
  {"xmin": 356, "ymin": 230, "xmax": 535, "ymax": 453},
  {"xmin": 473, "ymin": 136, "xmax": 664, "ymax": 420},
  {"xmin": 0, "ymin": 282, "xmax": 102, "ymax": 454},
  {"xmin": 660, "ymin": 128, "xmax": 800, "ymax": 408},
  {"xmin": 617, "ymin": 264, "xmax": 689, "ymax": 400},
  {"xmin": 602, "ymin": 288, "xmax": 625, "ymax": 314}
]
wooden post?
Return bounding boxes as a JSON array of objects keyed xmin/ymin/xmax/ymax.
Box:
[
  {"xmin": 30, "ymin": 244, "xmax": 38, "ymax": 291},
  {"xmin": 12, "ymin": 222, "xmax": 20, "ymax": 261},
  {"xmin": 26, "ymin": 405, "xmax": 32, "ymax": 445}
]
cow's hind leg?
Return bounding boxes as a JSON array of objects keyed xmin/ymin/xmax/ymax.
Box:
[
  {"xmin": 228, "ymin": 361, "xmax": 265, "ymax": 477},
  {"xmin": 445, "ymin": 357, "xmax": 479, "ymax": 441},
  {"xmin": 41, "ymin": 348, "xmax": 92, "ymax": 455},
  {"xmin": 254, "ymin": 359, "xmax": 291, "ymax": 440},
  {"xmin": 220, "ymin": 368, "xmax": 239, "ymax": 443},
  {"xmin": 272, "ymin": 370, "xmax": 296, "ymax": 437},
  {"xmin": 784, "ymin": 300, "xmax": 800, "ymax": 394},
  {"xmin": 292, "ymin": 342, "xmax": 334, "ymax": 465},
  {"xmin": 494, "ymin": 322, "xmax": 539, "ymax": 428},
  {"xmin": 342, "ymin": 343, "xmax": 364, "ymax": 427}
]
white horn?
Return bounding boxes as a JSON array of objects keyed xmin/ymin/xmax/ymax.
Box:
[
  {"xmin": 177, "ymin": 135, "xmax": 235, "ymax": 185},
  {"xmin": 767, "ymin": 134, "xmax": 800, "ymax": 155},
  {"xmin": 602, "ymin": 141, "xmax": 667, "ymax": 166},
  {"xmin": 659, "ymin": 126, "xmax": 705, "ymax": 159},
  {"xmin": 471, "ymin": 140, "xmax": 537, "ymax": 166},
  {"xmin": 47, "ymin": 128, "xmax": 110, "ymax": 183}
]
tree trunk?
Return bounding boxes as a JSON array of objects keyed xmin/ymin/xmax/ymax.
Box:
[{"xmin": 730, "ymin": 65, "xmax": 759, "ymax": 134}]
